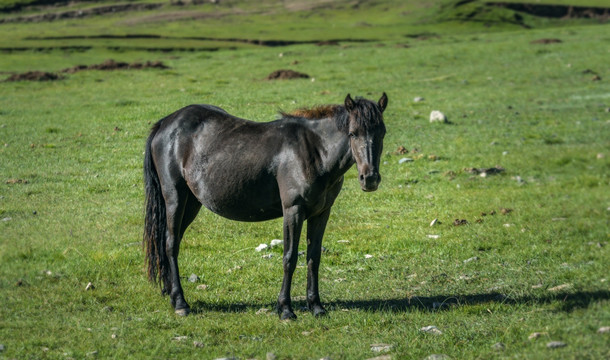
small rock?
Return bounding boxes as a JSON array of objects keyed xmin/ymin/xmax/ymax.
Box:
[
  {"xmin": 85, "ymin": 282, "xmax": 95, "ymax": 290},
  {"xmin": 173, "ymin": 336, "xmax": 188, "ymax": 341},
  {"xmin": 424, "ymin": 355, "xmax": 451, "ymax": 360},
  {"xmin": 546, "ymin": 341, "xmax": 567, "ymax": 349},
  {"xmin": 597, "ymin": 326, "xmax": 610, "ymax": 333},
  {"xmin": 529, "ymin": 332, "xmax": 547, "ymax": 340},
  {"xmin": 548, "ymin": 283, "xmax": 571, "ymax": 292},
  {"xmin": 188, "ymin": 274, "xmax": 199, "ymax": 283},
  {"xmin": 500, "ymin": 208, "xmax": 513, "ymax": 215},
  {"xmin": 463, "ymin": 256, "xmax": 479, "ymax": 264},
  {"xmin": 429, "ymin": 110, "xmax": 448, "ymax": 123},
  {"xmin": 267, "ymin": 352, "xmax": 277, "ymax": 360},
  {"xmin": 513, "ymin": 175, "xmax": 525, "ymax": 185},
  {"xmin": 492, "ymin": 342, "xmax": 505, "ymax": 350},
  {"xmin": 370, "ymin": 343, "xmax": 393, "ymax": 352},
  {"xmin": 337, "ymin": 240, "xmax": 350, "ymax": 244},
  {"xmin": 111, "ymin": 333, "xmax": 118, "ymax": 339},
  {"xmin": 262, "ymin": 254, "xmax": 273, "ymax": 259},
  {"xmin": 427, "ymin": 234, "xmax": 440, "ymax": 239},
  {"xmin": 302, "ymin": 331, "xmax": 312, "ymax": 336},
  {"xmin": 420, "ymin": 325, "xmax": 443, "ymax": 335},
  {"xmin": 193, "ymin": 341, "xmax": 205, "ymax": 348},
  {"xmin": 364, "ymin": 254, "xmax": 374, "ymax": 259},
  {"xmin": 429, "ymin": 218, "xmax": 439, "ymax": 227},
  {"xmin": 414, "ymin": 97, "xmax": 425, "ymax": 102},
  {"xmin": 398, "ymin": 157, "xmax": 413, "ymax": 164},
  {"xmin": 270, "ymin": 239, "xmax": 283, "ymax": 247},
  {"xmin": 2, "ymin": 217, "xmax": 11, "ymax": 222},
  {"xmin": 255, "ymin": 243, "xmax": 269, "ymax": 252},
  {"xmin": 596, "ymin": 153, "xmax": 604, "ymax": 159},
  {"xmin": 196, "ymin": 284, "xmax": 208, "ymax": 290}
]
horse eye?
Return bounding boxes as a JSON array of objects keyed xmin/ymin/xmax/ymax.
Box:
[{"xmin": 348, "ymin": 132, "xmax": 356, "ymax": 138}]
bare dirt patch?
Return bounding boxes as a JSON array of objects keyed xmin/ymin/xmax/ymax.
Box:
[
  {"xmin": 265, "ymin": 69, "xmax": 310, "ymax": 80},
  {"xmin": 0, "ymin": 3, "xmax": 163, "ymax": 23},
  {"xmin": 488, "ymin": 2, "xmax": 610, "ymax": 20},
  {"xmin": 4, "ymin": 71, "xmax": 60, "ymax": 82},
  {"xmin": 4, "ymin": 59, "xmax": 169, "ymax": 82},
  {"xmin": 61, "ymin": 59, "xmax": 169, "ymax": 73}
]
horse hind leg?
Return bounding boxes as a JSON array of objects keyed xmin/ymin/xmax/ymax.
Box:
[{"xmin": 163, "ymin": 184, "xmax": 200, "ymax": 316}]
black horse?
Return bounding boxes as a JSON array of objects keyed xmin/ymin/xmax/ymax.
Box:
[{"xmin": 144, "ymin": 93, "xmax": 388, "ymax": 320}]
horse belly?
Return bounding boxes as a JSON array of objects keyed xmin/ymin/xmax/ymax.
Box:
[{"xmin": 191, "ymin": 173, "xmax": 283, "ymax": 222}]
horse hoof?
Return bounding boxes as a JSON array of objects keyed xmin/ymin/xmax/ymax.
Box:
[
  {"xmin": 313, "ymin": 307, "xmax": 327, "ymax": 317},
  {"xmin": 175, "ymin": 308, "xmax": 190, "ymax": 317},
  {"xmin": 280, "ymin": 310, "xmax": 297, "ymax": 321}
]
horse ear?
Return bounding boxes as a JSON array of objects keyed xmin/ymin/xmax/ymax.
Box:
[
  {"xmin": 378, "ymin": 92, "xmax": 388, "ymax": 113},
  {"xmin": 345, "ymin": 94, "xmax": 355, "ymax": 111}
]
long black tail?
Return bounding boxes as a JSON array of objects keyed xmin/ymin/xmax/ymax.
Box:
[{"xmin": 143, "ymin": 121, "xmax": 171, "ymax": 294}]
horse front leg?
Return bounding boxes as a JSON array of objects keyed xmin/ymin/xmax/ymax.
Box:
[
  {"xmin": 306, "ymin": 208, "xmax": 331, "ymax": 317},
  {"xmin": 278, "ymin": 205, "xmax": 304, "ymax": 320}
]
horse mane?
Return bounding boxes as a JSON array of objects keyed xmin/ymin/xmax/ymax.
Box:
[
  {"xmin": 281, "ymin": 97, "xmax": 383, "ymax": 133},
  {"xmin": 282, "ymin": 104, "xmax": 342, "ymax": 120}
]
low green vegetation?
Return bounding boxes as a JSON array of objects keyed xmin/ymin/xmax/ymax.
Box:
[{"xmin": 0, "ymin": 0, "xmax": 609, "ymax": 359}]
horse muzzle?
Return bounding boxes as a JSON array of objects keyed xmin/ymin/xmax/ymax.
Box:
[{"xmin": 359, "ymin": 172, "xmax": 381, "ymax": 192}]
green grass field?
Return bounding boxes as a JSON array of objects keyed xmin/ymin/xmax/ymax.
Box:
[{"xmin": 1, "ymin": 0, "xmax": 609, "ymax": 359}]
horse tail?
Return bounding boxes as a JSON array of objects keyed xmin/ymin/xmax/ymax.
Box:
[{"xmin": 143, "ymin": 120, "xmax": 170, "ymax": 294}]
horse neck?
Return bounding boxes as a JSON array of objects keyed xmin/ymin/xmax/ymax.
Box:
[{"xmin": 307, "ymin": 116, "xmax": 354, "ymax": 177}]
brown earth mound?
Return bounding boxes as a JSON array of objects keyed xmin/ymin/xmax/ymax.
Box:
[
  {"xmin": 5, "ymin": 71, "xmax": 60, "ymax": 82},
  {"xmin": 265, "ymin": 69, "xmax": 309, "ymax": 80},
  {"xmin": 4, "ymin": 59, "xmax": 169, "ymax": 82},
  {"xmin": 61, "ymin": 59, "xmax": 169, "ymax": 73}
]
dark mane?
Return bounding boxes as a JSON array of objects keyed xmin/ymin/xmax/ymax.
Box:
[{"xmin": 281, "ymin": 97, "xmax": 383, "ymax": 134}]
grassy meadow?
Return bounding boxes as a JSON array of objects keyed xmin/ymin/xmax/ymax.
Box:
[{"xmin": 0, "ymin": 0, "xmax": 609, "ymax": 359}]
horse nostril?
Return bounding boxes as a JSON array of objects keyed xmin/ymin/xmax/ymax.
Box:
[{"xmin": 359, "ymin": 174, "xmax": 365, "ymax": 182}]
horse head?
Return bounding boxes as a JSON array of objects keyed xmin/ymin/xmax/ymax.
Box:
[{"xmin": 345, "ymin": 92, "xmax": 387, "ymax": 192}]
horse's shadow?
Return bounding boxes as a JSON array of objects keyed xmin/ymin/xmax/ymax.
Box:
[{"xmin": 191, "ymin": 290, "xmax": 610, "ymax": 314}]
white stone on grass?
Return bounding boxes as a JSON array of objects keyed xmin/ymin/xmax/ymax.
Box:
[
  {"xmin": 270, "ymin": 239, "xmax": 283, "ymax": 248},
  {"xmin": 370, "ymin": 343, "xmax": 393, "ymax": 352},
  {"xmin": 546, "ymin": 341, "xmax": 567, "ymax": 349},
  {"xmin": 463, "ymin": 256, "xmax": 479, "ymax": 264},
  {"xmin": 430, "ymin": 110, "xmax": 448, "ymax": 123},
  {"xmin": 420, "ymin": 325, "xmax": 443, "ymax": 335},
  {"xmin": 255, "ymin": 243, "xmax": 268, "ymax": 252}
]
